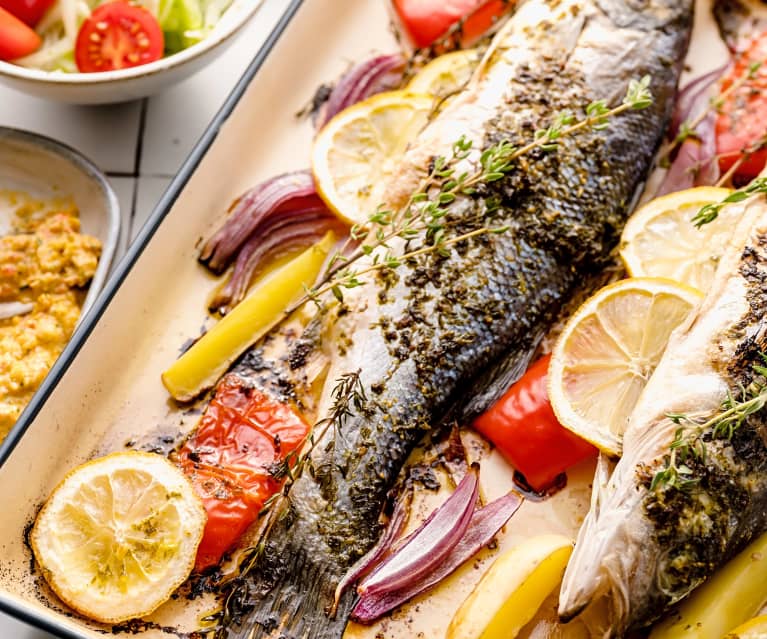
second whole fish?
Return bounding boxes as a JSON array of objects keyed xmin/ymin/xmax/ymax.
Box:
[
  {"xmin": 559, "ymin": 185, "xmax": 767, "ymax": 634},
  {"xmin": 218, "ymin": 1, "xmax": 694, "ymax": 637}
]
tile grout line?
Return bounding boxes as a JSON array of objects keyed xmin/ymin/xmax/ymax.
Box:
[{"xmin": 128, "ymin": 97, "xmax": 150, "ymax": 242}]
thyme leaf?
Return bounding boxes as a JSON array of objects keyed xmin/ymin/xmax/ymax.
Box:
[
  {"xmin": 283, "ymin": 76, "xmax": 654, "ymax": 314},
  {"xmin": 658, "ymin": 61, "xmax": 760, "ymax": 166},
  {"xmin": 651, "ymin": 358, "xmax": 767, "ymax": 490},
  {"xmin": 692, "ymin": 176, "xmax": 767, "ymax": 228}
]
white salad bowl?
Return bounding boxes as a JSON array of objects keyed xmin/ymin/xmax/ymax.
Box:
[{"xmin": 0, "ymin": 0, "xmax": 263, "ymax": 104}]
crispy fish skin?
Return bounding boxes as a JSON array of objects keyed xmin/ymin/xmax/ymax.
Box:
[
  {"xmin": 559, "ymin": 194, "xmax": 767, "ymax": 634},
  {"xmin": 222, "ymin": 1, "xmax": 693, "ymax": 637}
]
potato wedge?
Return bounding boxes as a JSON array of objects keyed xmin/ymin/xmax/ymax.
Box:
[{"xmin": 447, "ymin": 534, "xmax": 573, "ymax": 639}]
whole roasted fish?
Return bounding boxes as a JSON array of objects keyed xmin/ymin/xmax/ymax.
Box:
[
  {"xmin": 559, "ymin": 191, "xmax": 767, "ymax": 633},
  {"xmin": 220, "ymin": 1, "xmax": 693, "ymax": 637}
]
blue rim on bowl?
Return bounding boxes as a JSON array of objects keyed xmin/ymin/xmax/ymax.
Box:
[{"xmin": 0, "ymin": 126, "xmax": 121, "ymax": 317}]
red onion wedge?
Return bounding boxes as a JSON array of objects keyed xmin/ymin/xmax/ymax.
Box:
[
  {"xmin": 331, "ymin": 485, "xmax": 414, "ymax": 615},
  {"xmin": 351, "ymin": 491, "xmax": 524, "ymax": 624},
  {"xmin": 317, "ymin": 54, "xmax": 406, "ymax": 129},
  {"xmin": 208, "ymin": 213, "xmax": 346, "ymax": 314},
  {"xmin": 199, "ymin": 170, "xmax": 323, "ymax": 273},
  {"xmin": 670, "ymin": 63, "xmax": 729, "ymax": 140},
  {"xmin": 657, "ymin": 112, "xmax": 719, "ymax": 196},
  {"xmin": 357, "ymin": 467, "xmax": 479, "ymax": 597}
]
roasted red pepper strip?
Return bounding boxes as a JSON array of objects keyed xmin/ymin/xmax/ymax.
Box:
[
  {"xmin": 473, "ymin": 354, "xmax": 596, "ymax": 492},
  {"xmin": 392, "ymin": 0, "xmax": 513, "ymax": 49},
  {"xmin": 177, "ymin": 375, "xmax": 309, "ymax": 571},
  {"xmin": 716, "ymin": 29, "xmax": 767, "ymax": 182}
]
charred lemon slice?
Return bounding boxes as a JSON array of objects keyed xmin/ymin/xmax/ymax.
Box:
[
  {"xmin": 620, "ymin": 187, "xmax": 737, "ymax": 293},
  {"xmin": 312, "ymin": 90, "xmax": 433, "ymax": 225},
  {"xmin": 548, "ymin": 277, "xmax": 702, "ymax": 456},
  {"xmin": 408, "ymin": 49, "xmax": 480, "ymax": 99},
  {"xmin": 31, "ymin": 452, "xmax": 206, "ymax": 624},
  {"xmin": 447, "ymin": 534, "xmax": 573, "ymax": 639}
]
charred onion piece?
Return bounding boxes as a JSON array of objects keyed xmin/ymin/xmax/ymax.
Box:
[
  {"xmin": 357, "ymin": 468, "xmax": 479, "ymax": 597},
  {"xmin": 351, "ymin": 491, "xmax": 523, "ymax": 624},
  {"xmin": 317, "ymin": 54, "xmax": 406, "ymax": 129},
  {"xmin": 331, "ymin": 485, "xmax": 414, "ymax": 614},
  {"xmin": 199, "ymin": 171, "xmax": 322, "ymax": 273},
  {"xmin": 208, "ymin": 213, "xmax": 345, "ymax": 314}
]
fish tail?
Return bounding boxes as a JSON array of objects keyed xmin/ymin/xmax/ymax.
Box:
[{"xmin": 223, "ymin": 528, "xmax": 352, "ymax": 639}]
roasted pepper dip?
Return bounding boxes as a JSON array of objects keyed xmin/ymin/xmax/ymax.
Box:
[{"xmin": 0, "ymin": 192, "xmax": 101, "ymax": 439}]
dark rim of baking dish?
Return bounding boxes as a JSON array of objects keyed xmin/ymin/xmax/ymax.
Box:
[{"xmin": 0, "ymin": 0, "xmax": 304, "ymax": 634}]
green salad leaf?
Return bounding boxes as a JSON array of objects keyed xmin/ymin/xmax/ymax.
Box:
[{"xmin": 158, "ymin": 0, "xmax": 205, "ymax": 54}]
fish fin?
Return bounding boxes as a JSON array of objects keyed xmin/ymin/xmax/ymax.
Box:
[
  {"xmin": 223, "ymin": 520, "xmax": 351, "ymax": 639},
  {"xmin": 558, "ymin": 454, "xmax": 618, "ymax": 623},
  {"xmin": 450, "ymin": 335, "xmax": 542, "ymax": 423}
]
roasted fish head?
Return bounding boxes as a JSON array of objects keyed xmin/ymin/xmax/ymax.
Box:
[{"xmin": 560, "ymin": 192, "xmax": 767, "ymax": 634}]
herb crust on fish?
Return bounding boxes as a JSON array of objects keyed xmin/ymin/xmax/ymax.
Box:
[{"xmin": 213, "ymin": 1, "xmax": 694, "ymax": 637}]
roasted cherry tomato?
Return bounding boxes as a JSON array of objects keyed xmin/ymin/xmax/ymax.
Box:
[
  {"xmin": 0, "ymin": 0, "xmax": 53, "ymax": 26},
  {"xmin": 74, "ymin": 1, "xmax": 163, "ymax": 73},
  {"xmin": 473, "ymin": 354, "xmax": 597, "ymax": 492},
  {"xmin": 177, "ymin": 463, "xmax": 262, "ymax": 571},
  {"xmin": 392, "ymin": 0, "xmax": 513, "ymax": 49},
  {"xmin": 0, "ymin": 6, "xmax": 40, "ymax": 60},
  {"xmin": 716, "ymin": 29, "xmax": 767, "ymax": 182},
  {"xmin": 176, "ymin": 375, "xmax": 309, "ymax": 572}
]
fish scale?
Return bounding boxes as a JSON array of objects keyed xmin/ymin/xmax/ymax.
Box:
[{"xmin": 220, "ymin": 1, "xmax": 694, "ymax": 637}]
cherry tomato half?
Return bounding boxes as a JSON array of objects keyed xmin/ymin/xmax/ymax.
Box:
[
  {"xmin": 176, "ymin": 375, "xmax": 309, "ymax": 572},
  {"xmin": 74, "ymin": 1, "xmax": 163, "ymax": 73},
  {"xmin": 0, "ymin": 0, "xmax": 53, "ymax": 27},
  {"xmin": 716, "ymin": 29, "xmax": 767, "ymax": 182},
  {"xmin": 392, "ymin": 0, "xmax": 513, "ymax": 49},
  {"xmin": 0, "ymin": 5, "xmax": 40, "ymax": 60},
  {"xmin": 473, "ymin": 354, "xmax": 597, "ymax": 492}
]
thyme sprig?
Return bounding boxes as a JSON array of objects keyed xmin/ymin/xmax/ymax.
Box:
[
  {"xmin": 286, "ymin": 76, "xmax": 653, "ymax": 313},
  {"xmin": 651, "ymin": 358, "xmax": 767, "ymax": 490},
  {"xmin": 692, "ymin": 176, "xmax": 767, "ymax": 227},
  {"xmin": 205, "ymin": 372, "xmax": 366, "ymax": 634},
  {"xmin": 264, "ymin": 370, "xmax": 366, "ymax": 492},
  {"xmin": 658, "ymin": 61, "xmax": 762, "ymax": 165},
  {"xmin": 714, "ymin": 133, "xmax": 767, "ymax": 188}
]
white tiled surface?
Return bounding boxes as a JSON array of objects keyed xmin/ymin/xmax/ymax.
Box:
[{"xmin": 0, "ymin": 0, "xmax": 286, "ymax": 636}]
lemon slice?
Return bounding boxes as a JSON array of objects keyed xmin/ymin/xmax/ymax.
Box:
[
  {"xmin": 312, "ymin": 90, "xmax": 433, "ymax": 225},
  {"xmin": 726, "ymin": 616, "xmax": 767, "ymax": 638},
  {"xmin": 408, "ymin": 49, "xmax": 480, "ymax": 99},
  {"xmin": 447, "ymin": 534, "xmax": 573, "ymax": 639},
  {"xmin": 621, "ymin": 187, "xmax": 737, "ymax": 293},
  {"xmin": 549, "ymin": 278, "xmax": 702, "ymax": 456},
  {"xmin": 31, "ymin": 452, "xmax": 206, "ymax": 623}
]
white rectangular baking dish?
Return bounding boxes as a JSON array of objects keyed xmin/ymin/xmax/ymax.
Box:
[{"xmin": 0, "ymin": 1, "xmax": 728, "ymax": 638}]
